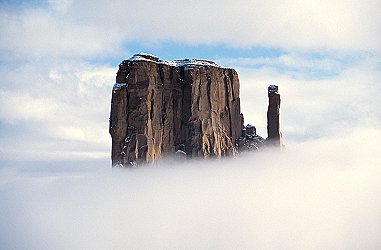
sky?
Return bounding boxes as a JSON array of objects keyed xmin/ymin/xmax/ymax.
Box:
[{"xmin": 0, "ymin": 0, "xmax": 381, "ymax": 249}]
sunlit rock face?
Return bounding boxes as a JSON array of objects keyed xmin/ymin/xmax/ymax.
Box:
[{"xmin": 109, "ymin": 53, "xmax": 245, "ymax": 167}]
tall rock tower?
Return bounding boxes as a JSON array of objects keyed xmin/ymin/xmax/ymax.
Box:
[
  {"xmin": 266, "ymin": 85, "xmax": 282, "ymax": 146},
  {"xmin": 109, "ymin": 53, "xmax": 243, "ymax": 167}
]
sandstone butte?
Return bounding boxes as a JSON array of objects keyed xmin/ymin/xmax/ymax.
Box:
[{"xmin": 109, "ymin": 53, "xmax": 282, "ymax": 167}]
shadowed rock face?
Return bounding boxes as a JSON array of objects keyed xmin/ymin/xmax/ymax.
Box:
[
  {"xmin": 109, "ymin": 54, "xmax": 243, "ymax": 167},
  {"xmin": 266, "ymin": 85, "xmax": 282, "ymax": 146}
]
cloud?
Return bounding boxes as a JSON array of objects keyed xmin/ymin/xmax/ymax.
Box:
[
  {"xmin": 1, "ymin": 0, "xmax": 380, "ymax": 61},
  {"xmin": 0, "ymin": 91, "xmax": 59, "ymax": 122},
  {"xmin": 0, "ymin": 4, "xmax": 123, "ymax": 60},
  {"xmin": 1, "ymin": 131, "xmax": 381, "ymax": 249},
  {"xmin": 233, "ymin": 53, "xmax": 381, "ymax": 142},
  {"xmin": 0, "ymin": 59, "xmax": 114, "ymax": 162},
  {"xmin": 75, "ymin": 0, "xmax": 381, "ymax": 51}
]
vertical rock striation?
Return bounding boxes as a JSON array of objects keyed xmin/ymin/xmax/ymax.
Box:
[
  {"xmin": 266, "ymin": 85, "xmax": 282, "ymax": 146},
  {"xmin": 109, "ymin": 53, "xmax": 243, "ymax": 166}
]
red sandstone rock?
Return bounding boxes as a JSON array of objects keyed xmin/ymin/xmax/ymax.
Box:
[
  {"xmin": 109, "ymin": 54, "xmax": 243, "ymax": 166},
  {"xmin": 266, "ymin": 85, "xmax": 282, "ymax": 146}
]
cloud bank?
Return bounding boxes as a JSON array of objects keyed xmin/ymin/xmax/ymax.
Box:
[{"xmin": 1, "ymin": 133, "xmax": 381, "ymax": 249}]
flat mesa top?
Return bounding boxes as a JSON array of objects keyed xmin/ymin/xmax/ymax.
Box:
[{"xmin": 124, "ymin": 53, "xmax": 222, "ymax": 68}]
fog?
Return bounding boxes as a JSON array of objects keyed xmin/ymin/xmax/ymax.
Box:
[{"xmin": 1, "ymin": 130, "xmax": 381, "ymax": 250}]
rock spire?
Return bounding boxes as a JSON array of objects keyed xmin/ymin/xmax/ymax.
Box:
[{"xmin": 266, "ymin": 85, "xmax": 282, "ymax": 146}]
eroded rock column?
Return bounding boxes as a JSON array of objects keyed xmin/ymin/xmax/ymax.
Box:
[{"xmin": 266, "ymin": 85, "xmax": 282, "ymax": 147}]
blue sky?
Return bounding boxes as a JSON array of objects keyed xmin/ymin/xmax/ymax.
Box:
[{"xmin": 1, "ymin": 1, "xmax": 381, "ymax": 249}]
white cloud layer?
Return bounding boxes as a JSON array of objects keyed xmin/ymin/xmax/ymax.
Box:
[
  {"xmin": 1, "ymin": 0, "xmax": 380, "ymax": 60},
  {"xmin": 1, "ymin": 132, "xmax": 381, "ymax": 249}
]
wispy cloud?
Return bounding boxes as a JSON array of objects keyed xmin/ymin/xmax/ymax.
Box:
[
  {"xmin": 0, "ymin": 59, "xmax": 114, "ymax": 163},
  {"xmin": 220, "ymin": 51, "xmax": 380, "ymax": 142}
]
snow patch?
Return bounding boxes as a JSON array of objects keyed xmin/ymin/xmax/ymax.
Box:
[
  {"xmin": 128, "ymin": 53, "xmax": 221, "ymax": 68},
  {"xmin": 268, "ymin": 85, "xmax": 278, "ymax": 93},
  {"xmin": 129, "ymin": 53, "xmax": 159, "ymax": 62},
  {"xmin": 113, "ymin": 83, "xmax": 127, "ymax": 91},
  {"xmin": 175, "ymin": 149, "xmax": 187, "ymax": 155}
]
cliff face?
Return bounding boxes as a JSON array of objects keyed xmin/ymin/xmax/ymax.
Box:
[{"xmin": 109, "ymin": 54, "xmax": 243, "ymax": 166}]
